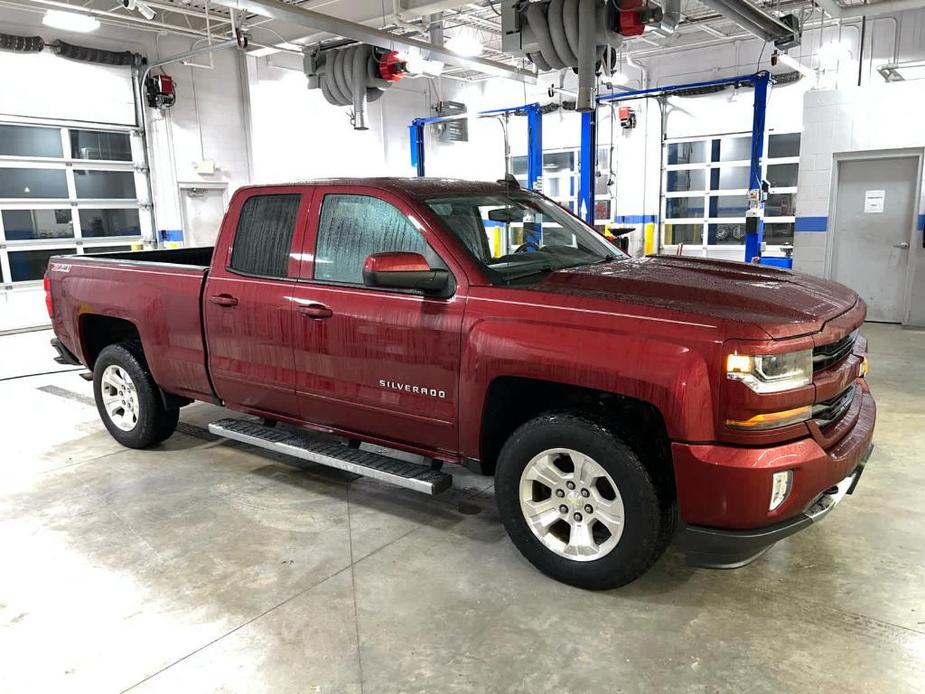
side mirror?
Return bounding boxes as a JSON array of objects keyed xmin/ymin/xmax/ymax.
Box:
[{"xmin": 362, "ymin": 252, "xmax": 450, "ymax": 294}]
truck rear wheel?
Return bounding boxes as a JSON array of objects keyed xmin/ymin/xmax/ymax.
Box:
[
  {"xmin": 93, "ymin": 343, "xmax": 179, "ymax": 449},
  {"xmin": 495, "ymin": 412, "xmax": 670, "ymax": 590}
]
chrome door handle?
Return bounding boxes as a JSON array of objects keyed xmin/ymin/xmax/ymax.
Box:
[
  {"xmin": 894, "ymin": 242, "xmax": 910, "ymax": 249},
  {"xmin": 297, "ymin": 303, "xmax": 333, "ymax": 319},
  {"xmin": 209, "ymin": 294, "xmax": 238, "ymax": 307}
]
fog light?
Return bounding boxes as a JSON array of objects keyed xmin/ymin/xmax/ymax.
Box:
[{"xmin": 770, "ymin": 470, "xmax": 793, "ymax": 511}]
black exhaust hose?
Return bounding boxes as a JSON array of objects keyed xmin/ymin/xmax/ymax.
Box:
[
  {"xmin": 0, "ymin": 32, "xmax": 45, "ymax": 52},
  {"xmin": 52, "ymin": 40, "xmax": 145, "ymax": 68}
]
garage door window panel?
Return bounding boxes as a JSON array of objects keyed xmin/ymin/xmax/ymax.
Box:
[
  {"xmin": 662, "ymin": 132, "xmax": 801, "ymax": 252},
  {"xmin": 0, "ymin": 167, "xmax": 68, "ymax": 199},
  {"xmin": 79, "ymin": 208, "xmax": 141, "ymax": 238},
  {"xmin": 70, "ymin": 130, "xmax": 132, "ymax": 162},
  {"xmin": 0, "ymin": 121, "xmax": 148, "ymax": 295},
  {"xmin": 0, "ymin": 124, "xmax": 63, "ymax": 158},
  {"xmin": 2, "ymin": 209, "xmax": 73, "ymax": 241}
]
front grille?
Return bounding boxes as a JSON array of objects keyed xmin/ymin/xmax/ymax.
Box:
[
  {"xmin": 812, "ymin": 384, "xmax": 857, "ymax": 428},
  {"xmin": 813, "ymin": 330, "xmax": 858, "ymax": 371}
]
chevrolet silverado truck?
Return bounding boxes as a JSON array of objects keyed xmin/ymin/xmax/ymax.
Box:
[{"xmin": 46, "ymin": 178, "xmax": 875, "ymax": 589}]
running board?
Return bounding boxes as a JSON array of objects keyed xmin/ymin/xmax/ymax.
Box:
[{"xmin": 208, "ymin": 418, "xmax": 452, "ymax": 495}]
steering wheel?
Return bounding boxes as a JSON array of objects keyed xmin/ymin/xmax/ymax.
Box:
[{"xmin": 514, "ymin": 241, "xmax": 541, "ymax": 253}]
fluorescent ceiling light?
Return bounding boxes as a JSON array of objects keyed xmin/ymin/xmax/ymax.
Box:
[
  {"xmin": 777, "ymin": 52, "xmax": 816, "ymax": 81},
  {"xmin": 43, "ymin": 9, "xmax": 100, "ymax": 32},
  {"xmin": 609, "ymin": 71, "xmax": 630, "ymax": 86},
  {"xmin": 878, "ymin": 59, "xmax": 925, "ymax": 82},
  {"xmin": 446, "ymin": 27, "xmax": 483, "ymax": 58},
  {"xmin": 398, "ymin": 48, "xmax": 444, "ymax": 77},
  {"xmin": 816, "ymin": 38, "xmax": 851, "ymax": 72}
]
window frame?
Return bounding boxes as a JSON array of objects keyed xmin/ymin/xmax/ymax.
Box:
[
  {"xmin": 225, "ymin": 192, "xmax": 305, "ymax": 281},
  {"xmin": 305, "ymin": 187, "xmax": 456, "ymax": 295},
  {"xmin": 0, "ymin": 117, "xmax": 150, "ymax": 287},
  {"xmin": 660, "ymin": 130, "xmax": 800, "ymax": 256}
]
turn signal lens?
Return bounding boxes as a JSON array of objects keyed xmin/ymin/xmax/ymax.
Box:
[
  {"xmin": 859, "ymin": 356, "xmax": 869, "ymax": 378},
  {"xmin": 770, "ymin": 470, "xmax": 793, "ymax": 511},
  {"xmin": 725, "ymin": 405, "xmax": 812, "ymax": 431}
]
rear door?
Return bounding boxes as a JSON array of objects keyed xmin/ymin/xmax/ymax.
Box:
[
  {"xmin": 830, "ymin": 155, "xmax": 919, "ymax": 322},
  {"xmin": 204, "ymin": 187, "xmax": 312, "ymax": 416},
  {"xmin": 291, "ymin": 187, "xmax": 466, "ymax": 455}
]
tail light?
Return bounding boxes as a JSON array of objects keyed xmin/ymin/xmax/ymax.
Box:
[{"xmin": 44, "ymin": 274, "xmax": 53, "ymax": 318}]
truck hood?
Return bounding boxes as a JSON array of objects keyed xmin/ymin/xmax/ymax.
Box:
[{"xmin": 529, "ymin": 256, "xmax": 858, "ymax": 339}]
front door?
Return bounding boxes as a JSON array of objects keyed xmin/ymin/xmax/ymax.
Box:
[
  {"xmin": 203, "ymin": 188, "xmax": 311, "ymax": 416},
  {"xmin": 831, "ymin": 155, "xmax": 919, "ymax": 322},
  {"xmin": 292, "ymin": 188, "xmax": 465, "ymax": 455}
]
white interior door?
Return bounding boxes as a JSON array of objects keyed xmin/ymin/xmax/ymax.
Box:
[
  {"xmin": 180, "ymin": 186, "xmax": 227, "ymax": 247},
  {"xmin": 830, "ymin": 155, "xmax": 918, "ymax": 322}
]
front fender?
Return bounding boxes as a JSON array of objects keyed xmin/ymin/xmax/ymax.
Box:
[{"xmin": 458, "ymin": 318, "xmax": 718, "ymax": 457}]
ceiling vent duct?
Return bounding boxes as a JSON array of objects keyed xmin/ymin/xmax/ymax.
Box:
[
  {"xmin": 433, "ymin": 101, "xmax": 468, "ymax": 143},
  {"xmin": 501, "ymin": 0, "xmax": 661, "ymax": 112},
  {"xmin": 304, "ymin": 44, "xmax": 405, "ymax": 131}
]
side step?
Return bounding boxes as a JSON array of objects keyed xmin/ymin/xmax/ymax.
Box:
[{"xmin": 208, "ymin": 418, "xmax": 452, "ymax": 495}]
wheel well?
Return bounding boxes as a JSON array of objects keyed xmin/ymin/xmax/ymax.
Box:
[
  {"xmin": 479, "ymin": 377, "xmax": 675, "ymax": 500},
  {"xmin": 79, "ymin": 315, "xmax": 141, "ymax": 369}
]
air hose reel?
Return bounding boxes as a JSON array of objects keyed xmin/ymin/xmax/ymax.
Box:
[
  {"xmin": 304, "ymin": 44, "xmax": 407, "ymax": 130},
  {"xmin": 501, "ymin": 0, "xmax": 661, "ymax": 111}
]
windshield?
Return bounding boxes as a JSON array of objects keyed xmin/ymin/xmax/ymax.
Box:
[{"xmin": 425, "ymin": 191, "xmax": 623, "ymax": 284}]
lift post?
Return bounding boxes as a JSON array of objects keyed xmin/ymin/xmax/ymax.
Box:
[
  {"xmin": 745, "ymin": 71, "xmax": 771, "ymax": 263},
  {"xmin": 578, "ymin": 110, "xmax": 597, "ymax": 225},
  {"xmin": 409, "ymin": 103, "xmax": 544, "ymax": 192},
  {"xmin": 581, "ymin": 72, "xmax": 772, "ymax": 261}
]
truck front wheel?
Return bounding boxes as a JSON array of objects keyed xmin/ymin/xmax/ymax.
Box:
[
  {"xmin": 495, "ymin": 412, "xmax": 671, "ymax": 590},
  {"xmin": 93, "ymin": 343, "xmax": 179, "ymax": 449}
]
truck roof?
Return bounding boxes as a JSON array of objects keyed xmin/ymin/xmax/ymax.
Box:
[{"xmin": 236, "ymin": 177, "xmax": 522, "ymax": 198}]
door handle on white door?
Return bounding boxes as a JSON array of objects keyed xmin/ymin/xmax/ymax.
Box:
[{"xmin": 893, "ymin": 242, "xmax": 910, "ymax": 249}]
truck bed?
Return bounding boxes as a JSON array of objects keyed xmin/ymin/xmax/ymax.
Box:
[{"xmin": 49, "ymin": 246, "xmax": 214, "ymax": 402}]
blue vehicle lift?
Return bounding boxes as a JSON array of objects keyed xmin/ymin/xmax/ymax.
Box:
[
  {"xmin": 409, "ymin": 71, "xmax": 771, "ymax": 262},
  {"xmin": 587, "ymin": 71, "xmax": 772, "ymax": 262},
  {"xmin": 409, "ymin": 103, "xmax": 544, "ymax": 191}
]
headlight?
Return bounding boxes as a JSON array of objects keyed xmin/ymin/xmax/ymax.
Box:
[{"xmin": 726, "ymin": 349, "xmax": 812, "ymax": 394}]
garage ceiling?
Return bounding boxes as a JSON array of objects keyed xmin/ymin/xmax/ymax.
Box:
[{"xmin": 1, "ymin": 0, "xmax": 906, "ymax": 78}]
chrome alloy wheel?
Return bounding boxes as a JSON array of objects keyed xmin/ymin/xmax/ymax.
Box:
[
  {"xmin": 101, "ymin": 365, "xmax": 140, "ymax": 432},
  {"xmin": 519, "ymin": 448, "xmax": 625, "ymax": 561}
]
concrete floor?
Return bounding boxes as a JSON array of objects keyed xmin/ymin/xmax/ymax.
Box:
[{"xmin": 1, "ymin": 324, "xmax": 924, "ymax": 693}]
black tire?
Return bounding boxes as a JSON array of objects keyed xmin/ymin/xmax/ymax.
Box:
[
  {"xmin": 93, "ymin": 343, "xmax": 179, "ymax": 449},
  {"xmin": 495, "ymin": 412, "xmax": 672, "ymax": 590}
]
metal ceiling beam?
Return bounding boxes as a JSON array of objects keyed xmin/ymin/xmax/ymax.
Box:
[
  {"xmin": 211, "ymin": 0, "xmax": 536, "ymax": 81},
  {"xmin": 697, "ymin": 0, "xmax": 798, "ymax": 44}
]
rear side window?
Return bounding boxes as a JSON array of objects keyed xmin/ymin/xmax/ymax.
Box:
[
  {"xmin": 229, "ymin": 194, "xmax": 300, "ymax": 278},
  {"xmin": 314, "ymin": 194, "xmax": 427, "ymax": 284}
]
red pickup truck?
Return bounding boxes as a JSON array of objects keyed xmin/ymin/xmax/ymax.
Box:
[{"xmin": 46, "ymin": 178, "xmax": 875, "ymax": 589}]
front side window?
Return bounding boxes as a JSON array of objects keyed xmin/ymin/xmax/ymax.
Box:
[
  {"xmin": 314, "ymin": 194, "xmax": 427, "ymax": 284},
  {"xmin": 229, "ymin": 194, "xmax": 301, "ymax": 278},
  {"xmin": 426, "ymin": 191, "xmax": 621, "ymax": 285}
]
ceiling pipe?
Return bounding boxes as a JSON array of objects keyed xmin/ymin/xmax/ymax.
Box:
[
  {"xmin": 816, "ymin": 0, "xmax": 925, "ymax": 19},
  {"xmin": 10, "ymin": 0, "xmax": 299, "ymax": 54},
  {"xmin": 211, "ymin": 0, "xmax": 536, "ymax": 82}
]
